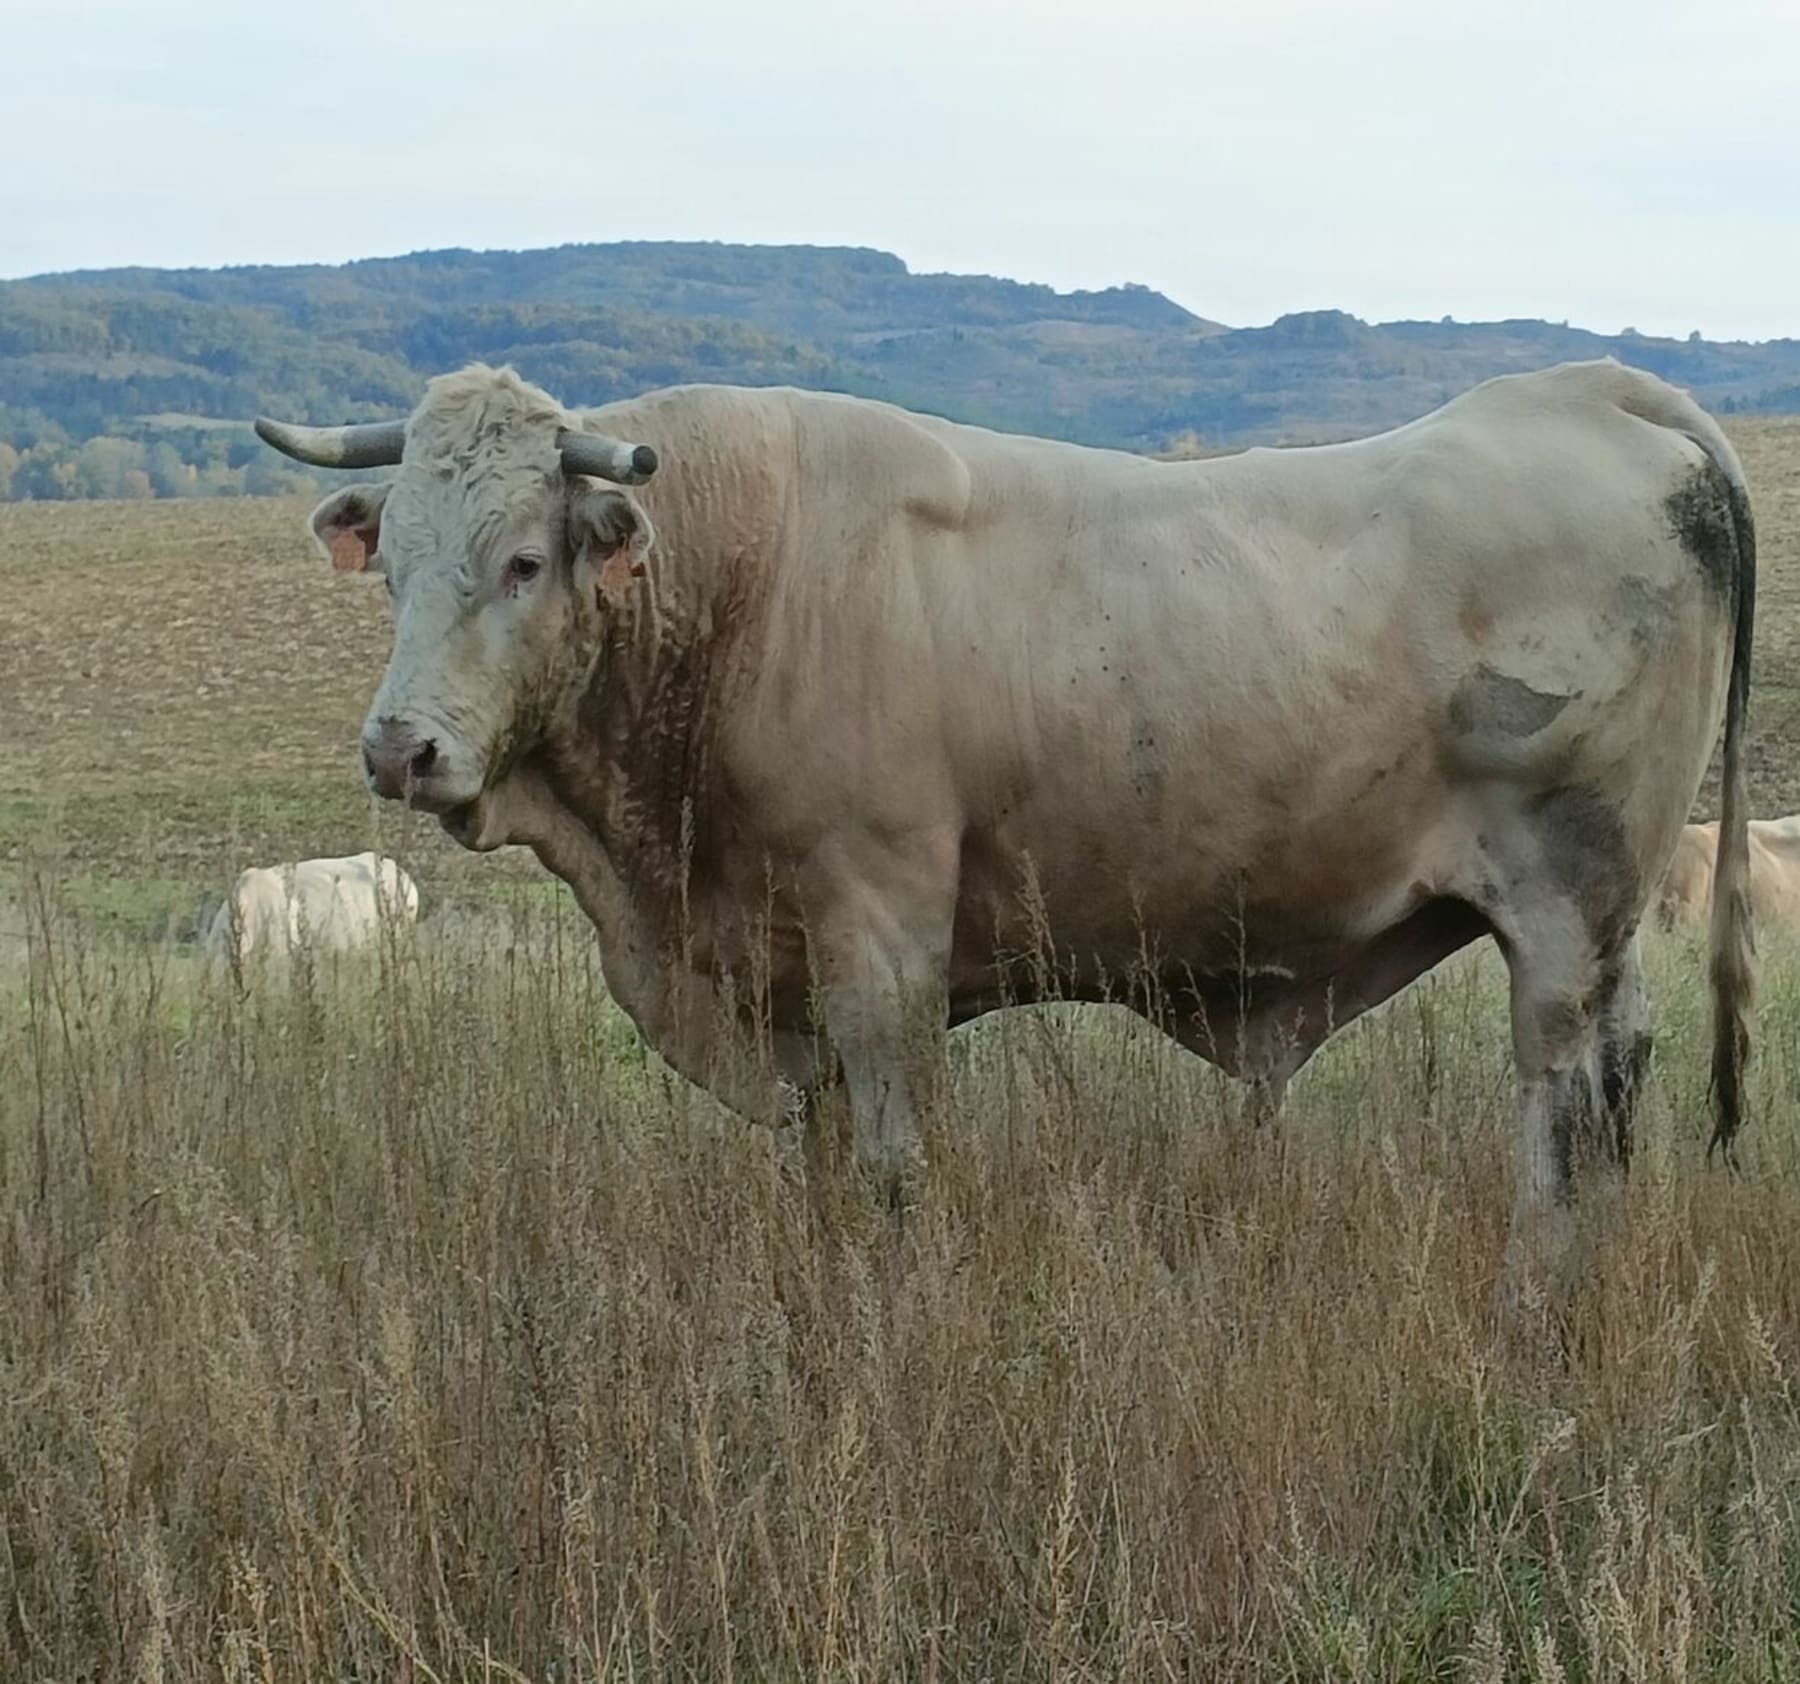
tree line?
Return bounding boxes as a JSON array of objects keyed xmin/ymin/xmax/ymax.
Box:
[
  {"xmin": 0, "ymin": 433, "xmax": 320, "ymax": 501},
  {"xmin": 4, "ymin": 240, "xmax": 1797, "ymax": 500}
]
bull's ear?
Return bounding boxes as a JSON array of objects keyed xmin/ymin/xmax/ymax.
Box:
[
  {"xmin": 569, "ymin": 484, "xmax": 655, "ymax": 608},
  {"xmin": 308, "ymin": 483, "xmax": 390, "ymax": 574}
]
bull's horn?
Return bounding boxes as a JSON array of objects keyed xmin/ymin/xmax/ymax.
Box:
[
  {"xmin": 253, "ymin": 416, "xmax": 407, "ymax": 469},
  {"xmin": 557, "ymin": 429, "xmax": 658, "ymax": 485}
]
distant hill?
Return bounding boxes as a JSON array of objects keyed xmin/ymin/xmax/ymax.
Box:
[{"xmin": 2, "ymin": 240, "xmax": 1798, "ymax": 499}]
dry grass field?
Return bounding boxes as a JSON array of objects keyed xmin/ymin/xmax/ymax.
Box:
[{"xmin": 2, "ymin": 415, "xmax": 1800, "ymax": 1679}]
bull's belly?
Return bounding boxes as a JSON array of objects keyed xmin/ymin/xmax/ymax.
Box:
[{"xmin": 942, "ymin": 856, "xmax": 1420, "ymax": 1021}]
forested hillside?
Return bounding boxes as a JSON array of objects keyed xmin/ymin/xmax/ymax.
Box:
[{"xmin": 4, "ymin": 240, "xmax": 1798, "ymax": 499}]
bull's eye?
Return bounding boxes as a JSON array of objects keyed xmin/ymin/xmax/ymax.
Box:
[{"xmin": 506, "ymin": 552, "xmax": 544, "ymax": 586}]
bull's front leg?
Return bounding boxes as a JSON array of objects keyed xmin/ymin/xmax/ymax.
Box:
[
  {"xmin": 808, "ymin": 834, "xmax": 959, "ymax": 1201},
  {"xmin": 836, "ymin": 1012, "xmax": 918, "ymax": 1191}
]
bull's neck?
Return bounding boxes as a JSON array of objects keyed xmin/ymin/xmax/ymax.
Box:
[
  {"xmin": 538, "ymin": 390, "xmax": 779, "ymax": 912},
  {"xmin": 548, "ymin": 508, "xmax": 757, "ymax": 912}
]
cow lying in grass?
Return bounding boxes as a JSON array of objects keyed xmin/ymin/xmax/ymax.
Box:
[
  {"xmin": 205, "ymin": 851, "xmax": 419, "ymax": 962},
  {"xmin": 1659, "ymin": 816, "xmax": 1799, "ymax": 935}
]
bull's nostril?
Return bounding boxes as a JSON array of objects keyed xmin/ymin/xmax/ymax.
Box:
[{"xmin": 410, "ymin": 740, "xmax": 438, "ymax": 778}]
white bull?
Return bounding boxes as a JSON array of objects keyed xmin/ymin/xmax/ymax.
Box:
[
  {"xmin": 253, "ymin": 358, "xmax": 1755, "ymax": 1300},
  {"xmin": 1658, "ymin": 816, "xmax": 1800, "ymax": 935},
  {"xmin": 205, "ymin": 851, "xmax": 419, "ymax": 962}
]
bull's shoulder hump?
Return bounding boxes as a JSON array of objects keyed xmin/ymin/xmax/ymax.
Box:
[
  {"xmin": 754, "ymin": 389, "xmax": 981, "ymax": 534},
  {"xmin": 595, "ymin": 381, "xmax": 1148, "ymax": 474},
  {"xmin": 585, "ymin": 383, "xmax": 978, "ymax": 528}
]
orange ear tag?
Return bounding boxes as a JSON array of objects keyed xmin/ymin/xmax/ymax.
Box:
[{"xmin": 596, "ymin": 547, "xmax": 645, "ymax": 605}]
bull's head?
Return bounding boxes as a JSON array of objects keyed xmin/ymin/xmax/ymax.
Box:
[{"xmin": 257, "ymin": 366, "xmax": 659, "ymax": 849}]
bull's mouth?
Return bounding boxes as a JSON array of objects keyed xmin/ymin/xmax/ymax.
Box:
[{"xmin": 364, "ymin": 754, "xmax": 490, "ymax": 839}]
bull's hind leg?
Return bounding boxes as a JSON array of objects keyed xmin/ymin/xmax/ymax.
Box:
[
  {"xmin": 1597, "ymin": 933, "xmax": 1653, "ymax": 1172},
  {"xmin": 1497, "ymin": 905, "xmax": 1637, "ymax": 1312},
  {"xmin": 1479, "ymin": 785, "xmax": 1650, "ymax": 1312}
]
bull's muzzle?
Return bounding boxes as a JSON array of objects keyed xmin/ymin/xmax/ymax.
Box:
[{"xmin": 363, "ymin": 717, "xmax": 448, "ymax": 806}]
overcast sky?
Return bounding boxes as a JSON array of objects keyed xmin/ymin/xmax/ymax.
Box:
[{"xmin": 5, "ymin": 0, "xmax": 1796, "ymax": 341}]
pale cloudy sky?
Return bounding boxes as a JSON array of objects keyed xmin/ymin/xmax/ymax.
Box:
[{"xmin": 4, "ymin": 0, "xmax": 1797, "ymax": 340}]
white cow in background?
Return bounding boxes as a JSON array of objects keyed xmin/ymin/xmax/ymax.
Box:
[
  {"xmin": 1657, "ymin": 816, "xmax": 1800, "ymax": 935},
  {"xmin": 205, "ymin": 851, "xmax": 419, "ymax": 961}
]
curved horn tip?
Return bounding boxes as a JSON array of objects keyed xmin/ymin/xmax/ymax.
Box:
[
  {"xmin": 253, "ymin": 415, "xmax": 407, "ymax": 469},
  {"xmin": 630, "ymin": 444, "xmax": 658, "ymax": 479},
  {"xmin": 254, "ymin": 415, "xmax": 341, "ymax": 465}
]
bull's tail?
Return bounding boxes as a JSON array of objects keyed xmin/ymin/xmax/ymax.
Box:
[{"xmin": 1707, "ymin": 450, "xmax": 1757, "ymax": 1164}]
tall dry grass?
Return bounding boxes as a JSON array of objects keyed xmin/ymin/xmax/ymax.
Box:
[{"xmin": 4, "ymin": 870, "xmax": 1800, "ymax": 1681}]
